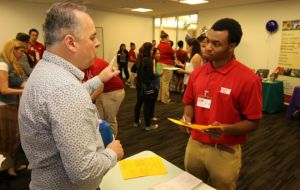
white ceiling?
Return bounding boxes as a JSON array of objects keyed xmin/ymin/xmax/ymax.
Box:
[{"xmin": 11, "ymin": 0, "xmax": 284, "ymax": 17}]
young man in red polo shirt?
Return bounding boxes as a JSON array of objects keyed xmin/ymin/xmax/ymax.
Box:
[
  {"xmin": 28, "ymin": 28, "xmax": 45, "ymax": 63},
  {"xmin": 182, "ymin": 18, "xmax": 262, "ymax": 190}
]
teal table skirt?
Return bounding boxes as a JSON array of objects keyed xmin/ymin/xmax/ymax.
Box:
[{"xmin": 262, "ymin": 80, "xmax": 284, "ymax": 114}]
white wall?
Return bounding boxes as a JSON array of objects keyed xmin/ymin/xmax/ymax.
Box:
[
  {"xmin": 197, "ymin": 0, "xmax": 300, "ymax": 73},
  {"xmin": 91, "ymin": 10, "xmax": 153, "ymax": 61},
  {"xmin": 0, "ymin": 1, "xmax": 153, "ymax": 61},
  {"xmin": 0, "ymin": 2, "xmax": 46, "ymax": 49}
]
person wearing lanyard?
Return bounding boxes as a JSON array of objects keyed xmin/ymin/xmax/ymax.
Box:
[
  {"xmin": 181, "ymin": 18, "xmax": 262, "ymax": 190},
  {"xmin": 28, "ymin": 28, "xmax": 45, "ymax": 63}
]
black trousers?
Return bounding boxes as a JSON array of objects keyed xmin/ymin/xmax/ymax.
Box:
[
  {"xmin": 134, "ymin": 86, "xmax": 155, "ymax": 126},
  {"xmin": 149, "ymin": 90, "xmax": 158, "ymax": 119},
  {"xmin": 118, "ymin": 62, "xmax": 129, "ymax": 81}
]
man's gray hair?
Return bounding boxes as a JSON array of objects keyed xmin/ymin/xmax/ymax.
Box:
[{"xmin": 43, "ymin": 2, "xmax": 88, "ymax": 46}]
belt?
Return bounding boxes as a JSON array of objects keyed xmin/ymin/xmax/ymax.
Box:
[{"xmin": 205, "ymin": 143, "xmax": 235, "ymax": 154}]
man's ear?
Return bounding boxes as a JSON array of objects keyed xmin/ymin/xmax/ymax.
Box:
[
  {"xmin": 64, "ymin": 34, "xmax": 77, "ymax": 52},
  {"xmin": 229, "ymin": 43, "xmax": 236, "ymax": 52}
]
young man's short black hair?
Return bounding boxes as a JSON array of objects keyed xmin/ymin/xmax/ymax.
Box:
[
  {"xmin": 29, "ymin": 28, "xmax": 39, "ymax": 35},
  {"xmin": 177, "ymin": 40, "xmax": 184, "ymax": 48},
  {"xmin": 130, "ymin": 42, "xmax": 135, "ymax": 46},
  {"xmin": 211, "ymin": 18, "xmax": 243, "ymax": 46}
]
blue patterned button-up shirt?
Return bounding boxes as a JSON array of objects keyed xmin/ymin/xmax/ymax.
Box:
[{"xmin": 19, "ymin": 51, "xmax": 117, "ymax": 190}]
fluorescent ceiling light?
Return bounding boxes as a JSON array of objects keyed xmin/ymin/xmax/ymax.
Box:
[
  {"xmin": 179, "ymin": 0, "xmax": 208, "ymax": 5},
  {"xmin": 131, "ymin": 8, "xmax": 153, "ymax": 12}
]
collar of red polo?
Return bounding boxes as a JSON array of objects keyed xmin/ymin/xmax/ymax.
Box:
[
  {"xmin": 206, "ymin": 58, "xmax": 236, "ymax": 75},
  {"xmin": 160, "ymin": 41, "xmax": 169, "ymax": 44}
]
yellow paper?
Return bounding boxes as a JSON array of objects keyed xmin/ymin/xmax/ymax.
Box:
[
  {"xmin": 119, "ymin": 156, "xmax": 167, "ymax": 179},
  {"xmin": 168, "ymin": 118, "xmax": 224, "ymax": 130}
]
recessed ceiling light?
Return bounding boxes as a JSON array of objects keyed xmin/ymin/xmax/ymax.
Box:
[
  {"xmin": 131, "ymin": 8, "xmax": 153, "ymax": 12},
  {"xmin": 179, "ymin": 0, "xmax": 208, "ymax": 5}
]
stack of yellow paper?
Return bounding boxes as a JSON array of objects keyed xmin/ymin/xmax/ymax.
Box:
[{"xmin": 119, "ymin": 156, "xmax": 168, "ymax": 179}]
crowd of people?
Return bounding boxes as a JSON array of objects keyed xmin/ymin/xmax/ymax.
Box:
[
  {"xmin": 0, "ymin": 29, "xmax": 45, "ymax": 176},
  {"xmin": 0, "ymin": 2, "xmax": 263, "ymax": 190}
]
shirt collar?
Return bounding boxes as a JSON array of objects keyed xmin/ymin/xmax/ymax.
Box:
[
  {"xmin": 43, "ymin": 51, "xmax": 84, "ymax": 81},
  {"xmin": 160, "ymin": 41, "xmax": 169, "ymax": 45},
  {"xmin": 206, "ymin": 58, "xmax": 236, "ymax": 75}
]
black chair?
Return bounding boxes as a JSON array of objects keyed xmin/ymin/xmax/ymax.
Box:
[{"xmin": 256, "ymin": 69, "xmax": 270, "ymax": 78}]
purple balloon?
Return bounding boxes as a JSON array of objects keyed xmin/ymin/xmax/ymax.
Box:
[
  {"xmin": 266, "ymin": 20, "xmax": 278, "ymax": 33},
  {"xmin": 185, "ymin": 34, "xmax": 192, "ymax": 42}
]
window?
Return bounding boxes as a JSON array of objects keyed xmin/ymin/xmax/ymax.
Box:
[{"xmin": 154, "ymin": 14, "xmax": 198, "ymax": 49}]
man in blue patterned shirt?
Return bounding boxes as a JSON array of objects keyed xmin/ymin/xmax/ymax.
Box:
[{"xmin": 18, "ymin": 2, "xmax": 124, "ymax": 190}]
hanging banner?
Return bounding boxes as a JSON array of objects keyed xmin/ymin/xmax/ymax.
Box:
[{"xmin": 278, "ymin": 20, "xmax": 300, "ymax": 69}]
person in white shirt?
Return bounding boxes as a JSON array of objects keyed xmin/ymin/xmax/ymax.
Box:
[
  {"xmin": 18, "ymin": 2, "xmax": 123, "ymax": 190},
  {"xmin": 177, "ymin": 38, "xmax": 204, "ymax": 90}
]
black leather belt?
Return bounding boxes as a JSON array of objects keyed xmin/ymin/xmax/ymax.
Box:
[{"xmin": 205, "ymin": 143, "xmax": 235, "ymax": 154}]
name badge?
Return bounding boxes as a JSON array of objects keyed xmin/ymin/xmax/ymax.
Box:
[
  {"xmin": 220, "ymin": 87, "xmax": 231, "ymax": 95},
  {"xmin": 197, "ymin": 97, "xmax": 211, "ymax": 109}
]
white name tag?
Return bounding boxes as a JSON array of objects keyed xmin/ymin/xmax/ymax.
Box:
[
  {"xmin": 220, "ymin": 87, "xmax": 231, "ymax": 95},
  {"xmin": 197, "ymin": 97, "xmax": 211, "ymax": 109}
]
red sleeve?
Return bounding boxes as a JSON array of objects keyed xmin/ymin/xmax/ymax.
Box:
[
  {"xmin": 90, "ymin": 58, "xmax": 109, "ymax": 76},
  {"xmin": 239, "ymin": 76, "xmax": 262, "ymax": 120}
]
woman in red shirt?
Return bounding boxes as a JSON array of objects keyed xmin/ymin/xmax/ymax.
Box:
[{"xmin": 157, "ymin": 31, "xmax": 175, "ymax": 104}]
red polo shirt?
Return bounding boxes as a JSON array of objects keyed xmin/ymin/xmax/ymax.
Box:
[
  {"xmin": 128, "ymin": 49, "xmax": 136, "ymax": 62},
  {"xmin": 84, "ymin": 58, "xmax": 124, "ymax": 93},
  {"xmin": 183, "ymin": 59, "xmax": 262, "ymax": 145},
  {"xmin": 157, "ymin": 41, "xmax": 175, "ymax": 65},
  {"xmin": 28, "ymin": 41, "xmax": 45, "ymax": 60},
  {"xmin": 176, "ymin": 49, "xmax": 188, "ymax": 64}
]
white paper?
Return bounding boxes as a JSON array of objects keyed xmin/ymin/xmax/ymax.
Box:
[
  {"xmin": 166, "ymin": 172, "xmax": 202, "ymax": 190},
  {"xmin": 163, "ymin": 67, "xmax": 180, "ymax": 70},
  {"xmin": 149, "ymin": 172, "xmax": 202, "ymax": 190},
  {"xmin": 149, "ymin": 171, "xmax": 217, "ymax": 190},
  {"xmin": 197, "ymin": 183, "xmax": 217, "ymax": 190},
  {"xmin": 149, "ymin": 183, "xmax": 172, "ymax": 190}
]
